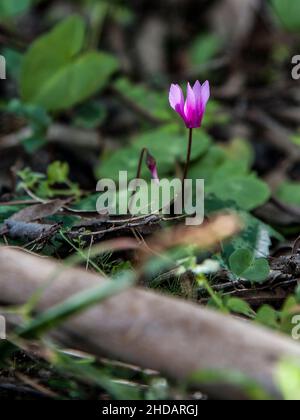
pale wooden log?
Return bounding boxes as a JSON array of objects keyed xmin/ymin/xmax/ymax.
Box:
[{"xmin": 0, "ymin": 247, "xmax": 300, "ymax": 399}]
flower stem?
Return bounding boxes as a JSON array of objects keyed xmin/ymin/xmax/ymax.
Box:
[
  {"xmin": 182, "ymin": 128, "xmax": 193, "ymax": 182},
  {"xmin": 182, "ymin": 128, "xmax": 193, "ymax": 207},
  {"xmin": 136, "ymin": 147, "xmax": 148, "ymax": 180},
  {"xmin": 128, "ymin": 147, "xmax": 148, "ymax": 214}
]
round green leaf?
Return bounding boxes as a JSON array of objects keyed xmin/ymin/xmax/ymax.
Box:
[
  {"xmin": 243, "ymin": 258, "xmax": 270, "ymax": 283},
  {"xmin": 229, "ymin": 249, "xmax": 253, "ymax": 276},
  {"xmin": 209, "ymin": 176, "xmax": 271, "ymax": 211},
  {"xmin": 21, "ymin": 16, "xmax": 86, "ymax": 103},
  {"xmin": 229, "ymin": 249, "xmax": 270, "ymax": 283},
  {"xmin": 30, "ymin": 52, "xmax": 118, "ymax": 111}
]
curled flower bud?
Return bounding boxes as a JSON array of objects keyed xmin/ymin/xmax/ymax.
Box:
[{"xmin": 146, "ymin": 151, "xmax": 159, "ymax": 184}]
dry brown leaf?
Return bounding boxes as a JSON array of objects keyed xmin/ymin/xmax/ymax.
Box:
[
  {"xmin": 9, "ymin": 199, "xmax": 71, "ymax": 223},
  {"xmin": 141, "ymin": 214, "xmax": 241, "ymax": 257}
]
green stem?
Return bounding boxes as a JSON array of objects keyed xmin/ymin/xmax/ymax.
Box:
[{"xmin": 198, "ymin": 277, "xmax": 228, "ymax": 313}]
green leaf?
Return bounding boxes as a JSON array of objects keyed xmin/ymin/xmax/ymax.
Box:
[
  {"xmin": 208, "ymin": 176, "xmax": 271, "ymax": 211},
  {"xmin": 1, "ymin": 48, "xmax": 23, "ymax": 81},
  {"xmin": 226, "ymin": 297, "xmax": 255, "ymax": 318},
  {"xmin": 20, "ymin": 16, "xmax": 118, "ymax": 111},
  {"xmin": 211, "ymin": 160, "xmax": 249, "ymax": 183},
  {"xmin": 22, "ymin": 135, "xmax": 47, "ymax": 153},
  {"xmin": 7, "ymin": 100, "xmax": 51, "ymax": 152},
  {"xmin": 97, "ymin": 148, "xmax": 141, "ymax": 181},
  {"xmin": 189, "ymin": 146, "xmax": 226, "ymax": 185},
  {"xmin": 189, "ymin": 33, "xmax": 222, "ymax": 66},
  {"xmin": 222, "ymin": 138, "xmax": 254, "ymax": 169},
  {"xmin": 7, "ymin": 99, "xmax": 51, "ymax": 129},
  {"xmin": 74, "ymin": 101, "xmax": 107, "ymax": 129},
  {"xmin": 223, "ymin": 213, "xmax": 275, "ymax": 260},
  {"xmin": 243, "ymin": 258, "xmax": 270, "ymax": 283},
  {"xmin": 30, "ymin": 52, "xmax": 118, "ymax": 111},
  {"xmin": 276, "ymin": 181, "xmax": 300, "ymax": 206},
  {"xmin": 47, "ymin": 161, "xmax": 70, "ymax": 185},
  {"xmin": 114, "ymin": 77, "xmax": 173, "ymax": 121},
  {"xmin": 229, "ymin": 249, "xmax": 253, "ymax": 276},
  {"xmin": 97, "ymin": 127, "xmax": 211, "ymax": 181},
  {"xmin": 256, "ymin": 305, "xmax": 279, "ymax": 329},
  {"xmin": 133, "ymin": 128, "xmax": 211, "ymax": 162},
  {"xmin": 229, "ymin": 249, "xmax": 270, "ymax": 283},
  {"xmin": 21, "ymin": 15, "xmax": 86, "ymax": 102},
  {"xmin": 270, "ymin": 0, "xmax": 300, "ymax": 31},
  {"xmin": 189, "ymin": 140, "xmax": 253, "ymax": 189},
  {"xmin": 0, "ymin": 205, "xmax": 25, "ymax": 224},
  {"xmin": 0, "ymin": 0, "xmax": 31, "ymax": 18}
]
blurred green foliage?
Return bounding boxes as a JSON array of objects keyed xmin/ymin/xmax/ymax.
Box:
[
  {"xmin": 270, "ymin": 0, "xmax": 300, "ymax": 31},
  {"xmin": 18, "ymin": 162, "xmax": 81, "ymax": 199},
  {"xmin": 0, "ymin": 0, "xmax": 32, "ymax": 18},
  {"xmin": 21, "ymin": 16, "xmax": 118, "ymax": 111},
  {"xmin": 189, "ymin": 33, "xmax": 223, "ymax": 67},
  {"xmin": 276, "ymin": 359, "xmax": 300, "ymax": 400},
  {"xmin": 277, "ymin": 181, "xmax": 300, "ymax": 206}
]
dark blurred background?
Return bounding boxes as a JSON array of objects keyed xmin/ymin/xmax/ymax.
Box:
[{"xmin": 0, "ymin": 0, "xmax": 300, "ymax": 213}]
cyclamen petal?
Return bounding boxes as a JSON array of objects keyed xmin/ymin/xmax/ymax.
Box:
[
  {"xmin": 169, "ymin": 80, "xmax": 210, "ymax": 129},
  {"xmin": 193, "ymin": 81, "xmax": 203, "ymax": 114},
  {"xmin": 169, "ymin": 84, "xmax": 184, "ymax": 115},
  {"xmin": 193, "ymin": 80, "xmax": 202, "ymax": 107},
  {"xmin": 200, "ymin": 81, "xmax": 210, "ymax": 108},
  {"xmin": 186, "ymin": 82, "xmax": 196, "ymax": 109},
  {"xmin": 184, "ymin": 83, "xmax": 196, "ymax": 128}
]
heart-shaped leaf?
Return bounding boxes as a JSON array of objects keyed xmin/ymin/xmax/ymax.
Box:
[
  {"xmin": 21, "ymin": 16, "xmax": 86, "ymax": 101},
  {"xmin": 229, "ymin": 249, "xmax": 270, "ymax": 283},
  {"xmin": 208, "ymin": 176, "xmax": 271, "ymax": 211},
  {"xmin": 21, "ymin": 16, "xmax": 118, "ymax": 111}
]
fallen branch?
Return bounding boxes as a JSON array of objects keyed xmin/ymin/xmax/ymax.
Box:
[
  {"xmin": 0, "ymin": 124, "xmax": 104, "ymax": 150},
  {"xmin": 1, "ymin": 248, "xmax": 300, "ymax": 399}
]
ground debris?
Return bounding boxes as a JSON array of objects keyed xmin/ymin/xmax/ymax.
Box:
[{"xmin": 2, "ymin": 220, "xmax": 60, "ymax": 242}]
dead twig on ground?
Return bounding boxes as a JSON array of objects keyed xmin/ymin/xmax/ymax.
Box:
[{"xmin": 0, "ymin": 124, "xmax": 106, "ymax": 151}]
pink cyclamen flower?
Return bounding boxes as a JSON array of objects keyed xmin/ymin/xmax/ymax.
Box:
[{"xmin": 169, "ymin": 81, "xmax": 210, "ymax": 129}]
